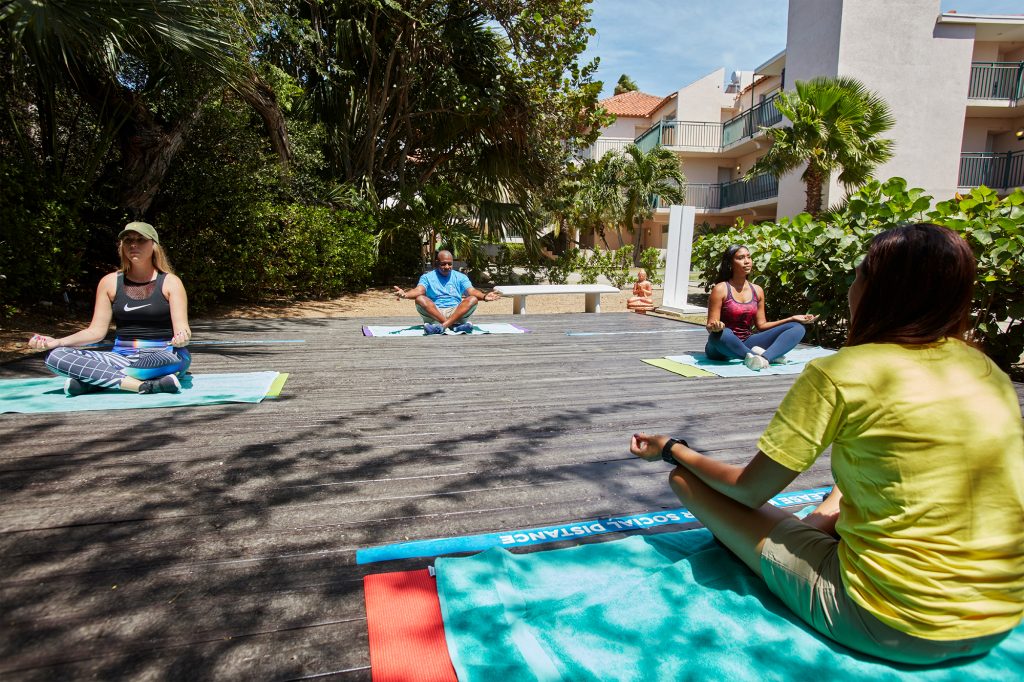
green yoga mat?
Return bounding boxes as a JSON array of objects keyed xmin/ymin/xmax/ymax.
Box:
[
  {"xmin": 0, "ymin": 371, "xmax": 287, "ymax": 414},
  {"xmin": 642, "ymin": 357, "xmax": 715, "ymax": 377},
  {"xmin": 436, "ymin": 529, "xmax": 1024, "ymax": 682}
]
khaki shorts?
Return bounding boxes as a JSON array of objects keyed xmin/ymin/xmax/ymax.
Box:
[
  {"xmin": 416, "ymin": 302, "xmax": 476, "ymax": 323},
  {"xmin": 759, "ymin": 516, "xmax": 1009, "ymax": 664}
]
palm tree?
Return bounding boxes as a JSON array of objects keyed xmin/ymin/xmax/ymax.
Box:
[
  {"xmin": 2, "ymin": 0, "xmax": 290, "ymax": 217},
  {"xmin": 609, "ymin": 144, "xmax": 685, "ymax": 261},
  {"xmin": 746, "ymin": 76, "xmax": 895, "ymax": 217}
]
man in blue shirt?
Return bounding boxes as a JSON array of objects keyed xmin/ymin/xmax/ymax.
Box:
[{"xmin": 394, "ymin": 250, "xmax": 501, "ymax": 334}]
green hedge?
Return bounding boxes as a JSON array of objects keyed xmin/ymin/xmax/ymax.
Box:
[
  {"xmin": 693, "ymin": 178, "xmax": 1024, "ymax": 369},
  {"xmin": 163, "ymin": 201, "xmax": 376, "ymax": 311}
]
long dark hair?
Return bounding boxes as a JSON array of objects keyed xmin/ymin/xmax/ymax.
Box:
[
  {"xmin": 715, "ymin": 244, "xmax": 747, "ymax": 283},
  {"xmin": 847, "ymin": 223, "xmax": 975, "ymax": 346}
]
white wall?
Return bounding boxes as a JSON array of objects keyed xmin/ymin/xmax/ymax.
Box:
[
  {"xmin": 971, "ymin": 42, "xmax": 1000, "ymax": 61},
  {"xmin": 836, "ymin": 0, "xmax": 974, "ymax": 204},
  {"xmin": 677, "ymin": 69, "xmax": 727, "ymax": 123},
  {"xmin": 681, "ymin": 157, "xmax": 724, "ymax": 184},
  {"xmin": 778, "ymin": 0, "xmax": 977, "ymax": 217},
  {"xmin": 601, "ymin": 115, "xmax": 649, "ymax": 139},
  {"xmin": 961, "ymin": 118, "xmax": 994, "ymax": 152},
  {"xmin": 776, "ymin": 0, "xmax": 843, "ymax": 217}
]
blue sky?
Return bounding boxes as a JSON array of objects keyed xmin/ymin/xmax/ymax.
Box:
[{"xmin": 583, "ymin": 1, "xmax": 1024, "ymax": 99}]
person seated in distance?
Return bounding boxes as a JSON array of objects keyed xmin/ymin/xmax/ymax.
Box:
[
  {"xmin": 393, "ymin": 250, "xmax": 500, "ymax": 335},
  {"xmin": 704, "ymin": 244, "xmax": 816, "ymax": 370},
  {"xmin": 28, "ymin": 221, "xmax": 191, "ymax": 396}
]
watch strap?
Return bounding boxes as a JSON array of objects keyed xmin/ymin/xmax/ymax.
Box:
[{"xmin": 661, "ymin": 438, "xmax": 688, "ymax": 464}]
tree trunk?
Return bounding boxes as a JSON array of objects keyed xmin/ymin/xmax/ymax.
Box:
[
  {"xmin": 804, "ymin": 166, "xmax": 825, "ymax": 217},
  {"xmin": 118, "ymin": 100, "xmax": 207, "ymax": 218},
  {"xmin": 235, "ymin": 74, "xmax": 293, "ymax": 169},
  {"xmin": 632, "ymin": 221, "xmax": 645, "ymax": 265}
]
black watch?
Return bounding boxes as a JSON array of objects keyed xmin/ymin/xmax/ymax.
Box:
[{"xmin": 661, "ymin": 438, "xmax": 688, "ymax": 464}]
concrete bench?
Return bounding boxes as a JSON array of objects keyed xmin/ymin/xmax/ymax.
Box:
[{"xmin": 494, "ymin": 284, "xmax": 621, "ymax": 315}]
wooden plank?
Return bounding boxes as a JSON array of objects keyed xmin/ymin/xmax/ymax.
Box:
[{"xmin": 0, "ymin": 312, "xmax": 1018, "ymax": 679}]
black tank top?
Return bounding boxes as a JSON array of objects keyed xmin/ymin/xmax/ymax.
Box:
[{"xmin": 112, "ymin": 272, "xmax": 173, "ymax": 341}]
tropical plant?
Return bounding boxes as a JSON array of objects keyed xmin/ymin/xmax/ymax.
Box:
[
  {"xmin": 613, "ymin": 73, "xmax": 638, "ymax": 95},
  {"xmin": 571, "ymin": 155, "xmax": 625, "ymax": 249},
  {"xmin": 638, "ymin": 247, "xmax": 665, "ymax": 285},
  {"xmin": 746, "ymin": 76, "xmax": 895, "ymax": 217},
  {"xmin": 692, "ymin": 178, "xmax": 1024, "ymax": 371},
  {"xmin": 1, "ymin": 0, "xmax": 291, "ymax": 218},
  {"xmin": 607, "ymin": 143, "xmax": 685, "ymax": 262},
  {"xmin": 930, "ymin": 186, "xmax": 1024, "ymax": 370}
]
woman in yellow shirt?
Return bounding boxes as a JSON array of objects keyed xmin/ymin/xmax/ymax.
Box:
[{"xmin": 630, "ymin": 223, "xmax": 1024, "ymax": 664}]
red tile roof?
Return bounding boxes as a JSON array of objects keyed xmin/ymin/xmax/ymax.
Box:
[{"xmin": 600, "ymin": 90, "xmax": 667, "ymax": 117}]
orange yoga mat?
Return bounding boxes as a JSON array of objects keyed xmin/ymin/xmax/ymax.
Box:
[{"xmin": 363, "ymin": 569, "xmax": 458, "ymax": 682}]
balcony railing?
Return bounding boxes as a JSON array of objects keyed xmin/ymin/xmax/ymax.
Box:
[
  {"xmin": 635, "ymin": 92, "xmax": 782, "ymax": 153},
  {"xmin": 635, "ymin": 121, "xmax": 723, "ymax": 153},
  {"xmin": 720, "ymin": 173, "xmax": 779, "ymax": 208},
  {"xmin": 722, "ymin": 93, "xmax": 782, "ymax": 146},
  {"xmin": 578, "ymin": 137, "xmax": 632, "ymax": 160},
  {"xmin": 968, "ymin": 62, "xmax": 1024, "ymax": 102},
  {"xmin": 959, "ymin": 151, "xmax": 1024, "ymax": 190},
  {"xmin": 652, "ymin": 175, "xmax": 778, "ymax": 210}
]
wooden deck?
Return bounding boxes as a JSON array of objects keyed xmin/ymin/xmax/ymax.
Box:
[{"xmin": 2, "ymin": 312, "xmax": 1022, "ymax": 680}]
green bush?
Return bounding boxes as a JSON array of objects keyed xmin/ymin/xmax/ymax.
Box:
[
  {"xmin": 0, "ymin": 158, "xmax": 90, "ymax": 311},
  {"xmin": 930, "ymin": 186, "xmax": 1024, "ymax": 369},
  {"xmin": 692, "ymin": 178, "xmax": 1024, "ymax": 369},
  {"xmin": 493, "ymin": 243, "xmax": 546, "ymax": 284},
  {"xmin": 638, "ymin": 247, "xmax": 665, "ymax": 285},
  {"xmin": 546, "ymin": 248, "xmax": 580, "ymax": 285},
  {"xmin": 603, "ymin": 245, "xmax": 634, "ymax": 288},
  {"xmin": 579, "ymin": 249, "xmax": 603, "ymax": 284}
]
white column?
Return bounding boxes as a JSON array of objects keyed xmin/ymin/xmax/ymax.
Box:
[{"xmin": 659, "ymin": 204, "xmax": 705, "ymax": 315}]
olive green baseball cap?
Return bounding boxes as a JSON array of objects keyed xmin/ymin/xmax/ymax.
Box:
[{"xmin": 118, "ymin": 221, "xmax": 160, "ymax": 244}]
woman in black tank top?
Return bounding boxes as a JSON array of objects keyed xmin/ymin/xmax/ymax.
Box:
[{"xmin": 28, "ymin": 221, "xmax": 192, "ymax": 396}]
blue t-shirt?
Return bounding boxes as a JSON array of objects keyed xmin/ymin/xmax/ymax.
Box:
[{"xmin": 418, "ymin": 269, "xmax": 472, "ymax": 308}]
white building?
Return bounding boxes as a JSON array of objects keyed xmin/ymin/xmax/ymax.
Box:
[{"xmin": 581, "ymin": 0, "xmax": 1024, "ymax": 250}]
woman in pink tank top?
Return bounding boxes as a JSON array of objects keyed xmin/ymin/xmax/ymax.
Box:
[{"xmin": 704, "ymin": 245, "xmax": 816, "ymax": 371}]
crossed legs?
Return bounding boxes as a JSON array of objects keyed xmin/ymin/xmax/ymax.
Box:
[
  {"xmin": 705, "ymin": 322, "xmax": 806, "ymax": 362},
  {"xmin": 415, "ymin": 295, "xmax": 477, "ymax": 329}
]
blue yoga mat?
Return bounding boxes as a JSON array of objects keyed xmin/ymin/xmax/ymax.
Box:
[
  {"xmin": 436, "ymin": 529, "xmax": 1024, "ymax": 682},
  {"xmin": 0, "ymin": 371, "xmax": 285, "ymax": 414},
  {"xmin": 664, "ymin": 345, "xmax": 836, "ymax": 377}
]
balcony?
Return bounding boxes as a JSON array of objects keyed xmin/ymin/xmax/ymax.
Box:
[
  {"xmin": 653, "ymin": 173, "xmax": 778, "ymax": 211},
  {"xmin": 635, "ymin": 121, "xmax": 723, "ymax": 154},
  {"xmin": 720, "ymin": 173, "xmax": 779, "ymax": 208},
  {"xmin": 968, "ymin": 62, "xmax": 1024, "ymax": 103},
  {"xmin": 635, "ymin": 93, "xmax": 782, "ymax": 153},
  {"xmin": 578, "ymin": 137, "xmax": 632, "ymax": 161},
  {"xmin": 722, "ymin": 94, "xmax": 783, "ymax": 147},
  {"xmin": 959, "ymin": 151, "xmax": 1024, "ymax": 190}
]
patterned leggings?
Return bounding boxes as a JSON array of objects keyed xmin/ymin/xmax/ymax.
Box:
[{"xmin": 45, "ymin": 340, "xmax": 191, "ymax": 389}]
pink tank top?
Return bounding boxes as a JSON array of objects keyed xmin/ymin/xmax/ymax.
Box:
[{"xmin": 720, "ymin": 282, "xmax": 758, "ymax": 340}]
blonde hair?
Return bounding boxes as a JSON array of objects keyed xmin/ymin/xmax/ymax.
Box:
[{"xmin": 119, "ymin": 242, "xmax": 175, "ymax": 276}]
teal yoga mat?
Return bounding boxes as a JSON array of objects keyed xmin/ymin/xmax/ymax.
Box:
[
  {"xmin": 436, "ymin": 529, "xmax": 1024, "ymax": 682},
  {"xmin": 0, "ymin": 371, "xmax": 286, "ymax": 414},
  {"xmin": 664, "ymin": 345, "xmax": 836, "ymax": 377}
]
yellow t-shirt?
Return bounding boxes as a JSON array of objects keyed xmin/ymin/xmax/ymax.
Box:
[{"xmin": 758, "ymin": 338, "xmax": 1024, "ymax": 640}]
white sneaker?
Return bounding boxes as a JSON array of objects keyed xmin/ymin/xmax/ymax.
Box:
[
  {"xmin": 750, "ymin": 346, "xmax": 766, "ymax": 356},
  {"xmin": 744, "ymin": 353, "xmax": 769, "ymax": 371},
  {"xmin": 770, "ymin": 355, "xmax": 788, "ymax": 365}
]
